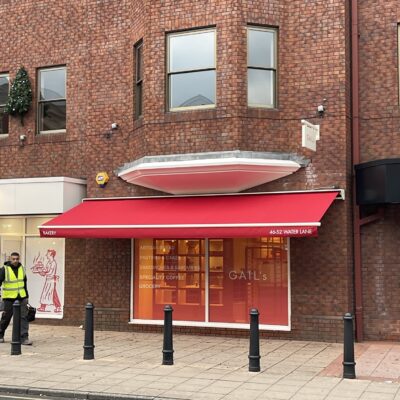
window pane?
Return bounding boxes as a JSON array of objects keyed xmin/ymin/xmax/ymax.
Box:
[
  {"xmin": 134, "ymin": 239, "xmax": 205, "ymax": 321},
  {"xmin": 40, "ymin": 68, "xmax": 66, "ymax": 101},
  {"xmin": 169, "ymin": 30, "xmax": 215, "ymax": 72},
  {"xmin": 248, "ymin": 29, "xmax": 275, "ymax": 68},
  {"xmin": 0, "ymin": 108, "xmax": 8, "ymax": 134},
  {"xmin": 1, "ymin": 236, "xmax": 23, "ymax": 264},
  {"xmin": 0, "ymin": 76, "xmax": 9, "ymax": 105},
  {"xmin": 135, "ymin": 82, "xmax": 142, "ymax": 118},
  {"xmin": 26, "ymin": 217, "xmax": 53, "ymax": 235},
  {"xmin": 170, "ymin": 70, "xmax": 215, "ymax": 109},
  {"xmin": 0, "ymin": 218, "xmax": 24, "ymax": 234},
  {"xmin": 248, "ymin": 69, "xmax": 275, "ymax": 107},
  {"xmin": 39, "ymin": 100, "xmax": 66, "ymax": 132},
  {"xmin": 26, "ymin": 237, "xmax": 65, "ymax": 319},
  {"xmin": 136, "ymin": 44, "xmax": 143, "ymax": 82},
  {"xmin": 209, "ymin": 238, "xmax": 288, "ymax": 326}
]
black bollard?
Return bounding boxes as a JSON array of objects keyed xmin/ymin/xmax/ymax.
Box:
[
  {"xmin": 11, "ymin": 300, "xmax": 21, "ymax": 356},
  {"xmin": 83, "ymin": 303, "xmax": 95, "ymax": 360},
  {"xmin": 343, "ymin": 313, "xmax": 356, "ymax": 379},
  {"xmin": 162, "ymin": 305, "xmax": 174, "ymax": 365},
  {"xmin": 249, "ymin": 308, "xmax": 261, "ymax": 372}
]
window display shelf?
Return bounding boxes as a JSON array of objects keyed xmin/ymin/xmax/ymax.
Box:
[
  {"xmin": 152, "ymin": 239, "xmax": 205, "ymax": 310},
  {"xmin": 155, "ymin": 270, "xmax": 204, "ymax": 273}
]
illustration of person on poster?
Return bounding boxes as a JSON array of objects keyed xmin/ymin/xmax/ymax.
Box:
[{"xmin": 31, "ymin": 249, "xmax": 62, "ymax": 313}]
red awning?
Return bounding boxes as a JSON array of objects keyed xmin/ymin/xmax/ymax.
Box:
[{"xmin": 39, "ymin": 191, "xmax": 339, "ymax": 239}]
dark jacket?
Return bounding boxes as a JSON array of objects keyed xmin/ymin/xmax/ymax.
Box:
[{"xmin": 0, "ymin": 262, "xmax": 28, "ymax": 300}]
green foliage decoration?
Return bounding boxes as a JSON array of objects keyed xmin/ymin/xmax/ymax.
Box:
[{"xmin": 4, "ymin": 66, "xmax": 33, "ymax": 125}]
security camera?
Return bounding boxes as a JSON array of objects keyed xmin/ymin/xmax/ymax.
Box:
[
  {"xmin": 19, "ymin": 134, "xmax": 26, "ymax": 141},
  {"xmin": 317, "ymin": 104, "xmax": 325, "ymax": 117},
  {"xmin": 111, "ymin": 123, "xmax": 119, "ymax": 130}
]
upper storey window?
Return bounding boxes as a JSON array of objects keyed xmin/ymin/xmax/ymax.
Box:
[
  {"xmin": 247, "ymin": 26, "xmax": 277, "ymax": 108},
  {"xmin": 167, "ymin": 28, "xmax": 216, "ymax": 111},
  {"xmin": 135, "ymin": 40, "xmax": 143, "ymax": 119},
  {"xmin": 0, "ymin": 74, "xmax": 9, "ymax": 135},
  {"xmin": 38, "ymin": 67, "xmax": 66, "ymax": 133}
]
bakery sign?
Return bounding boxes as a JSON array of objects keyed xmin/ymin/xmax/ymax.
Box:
[{"xmin": 301, "ymin": 119, "xmax": 320, "ymax": 151}]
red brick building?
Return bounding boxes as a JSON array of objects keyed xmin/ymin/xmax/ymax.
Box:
[{"xmin": 0, "ymin": 0, "xmax": 398, "ymax": 342}]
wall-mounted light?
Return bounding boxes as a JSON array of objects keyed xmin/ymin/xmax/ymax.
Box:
[
  {"xmin": 105, "ymin": 123, "xmax": 119, "ymax": 139},
  {"xmin": 317, "ymin": 99, "xmax": 327, "ymax": 118},
  {"xmin": 19, "ymin": 134, "xmax": 27, "ymax": 147}
]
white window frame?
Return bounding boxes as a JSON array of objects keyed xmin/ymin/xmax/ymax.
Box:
[
  {"xmin": 130, "ymin": 238, "xmax": 291, "ymax": 331},
  {"xmin": 0, "ymin": 73, "xmax": 9, "ymax": 136},
  {"xmin": 37, "ymin": 66, "xmax": 67, "ymax": 134},
  {"xmin": 247, "ymin": 26, "xmax": 278, "ymax": 109},
  {"xmin": 167, "ymin": 28, "xmax": 217, "ymax": 112}
]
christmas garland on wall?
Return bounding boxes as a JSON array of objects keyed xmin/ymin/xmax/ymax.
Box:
[{"xmin": 5, "ymin": 66, "xmax": 33, "ymax": 125}]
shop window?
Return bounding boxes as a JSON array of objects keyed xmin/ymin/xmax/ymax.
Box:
[
  {"xmin": 0, "ymin": 218, "xmax": 24, "ymax": 235},
  {"xmin": 0, "ymin": 74, "xmax": 9, "ymax": 134},
  {"xmin": 25, "ymin": 236, "xmax": 64, "ymax": 316},
  {"xmin": 209, "ymin": 237, "xmax": 288, "ymax": 326},
  {"xmin": 38, "ymin": 66, "xmax": 66, "ymax": 133},
  {"xmin": 0, "ymin": 218, "xmax": 24, "ymax": 263},
  {"xmin": 247, "ymin": 26, "xmax": 277, "ymax": 108},
  {"xmin": 135, "ymin": 40, "xmax": 143, "ymax": 118},
  {"xmin": 133, "ymin": 237, "xmax": 289, "ymax": 327},
  {"xmin": 134, "ymin": 239, "xmax": 205, "ymax": 321},
  {"xmin": 26, "ymin": 216, "xmax": 54, "ymax": 235},
  {"xmin": 167, "ymin": 28, "xmax": 216, "ymax": 111}
]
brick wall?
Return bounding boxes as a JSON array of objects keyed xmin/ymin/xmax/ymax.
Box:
[
  {"xmin": 357, "ymin": 2, "xmax": 400, "ymax": 340},
  {"xmin": 361, "ymin": 206, "xmax": 400, "ymax": 340},
  {"xmin": 0, "ymin": 0, "xmax": 353, "ymax": 341}
]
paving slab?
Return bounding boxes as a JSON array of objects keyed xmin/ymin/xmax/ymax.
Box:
[{"xmin": 1, "ymin": 325, "xmax": 400, "ymax": 400}]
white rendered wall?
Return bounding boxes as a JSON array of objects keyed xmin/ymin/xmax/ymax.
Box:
[{"xmin": 0, "ymin": 177, "xmax": 86, "ymax": 215}]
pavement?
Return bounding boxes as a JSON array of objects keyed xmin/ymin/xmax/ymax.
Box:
[{"xmin": 0, "ymin": 325, "xmax": 400, "ymax": 400}]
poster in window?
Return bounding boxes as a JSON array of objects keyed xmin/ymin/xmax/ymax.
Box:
[{"xmin": 25, "ymin": 237, "xmax": 65, "ymax": 319}]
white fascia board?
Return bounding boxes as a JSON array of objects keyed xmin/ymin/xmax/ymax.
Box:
[{"xmin": 118, "ymin": 158, "xmax": 301, "ymax": 176}]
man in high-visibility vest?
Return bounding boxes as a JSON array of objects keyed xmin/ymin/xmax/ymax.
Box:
[{"xmin": 0, "ymin": 252, "xmax": 32, "ymax": 345}]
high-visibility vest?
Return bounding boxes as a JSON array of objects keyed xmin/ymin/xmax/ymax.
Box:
[{"xmin": 2, "ymin": 265, "xmax": 27, "ymax": 299}]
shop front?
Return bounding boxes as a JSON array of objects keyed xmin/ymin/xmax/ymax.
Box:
[
  {"xmin": 0, "ymin": 216, "xmax": 65, "ymax": 319},
  {"xmin": 0, "ymin": 177, "xmax": 86, "ymax": 320},
  {"xmin": 133, "ymin": 237, "xmax": 289, "ymax": 329},
  {"xmin": 40, "ymin": 190, "xmax": 341, "ymax": 331}
]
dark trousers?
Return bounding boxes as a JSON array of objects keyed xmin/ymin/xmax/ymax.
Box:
[{"xmin": 0, "ymin": 298, "xmax": 29, "ymax": 338}]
